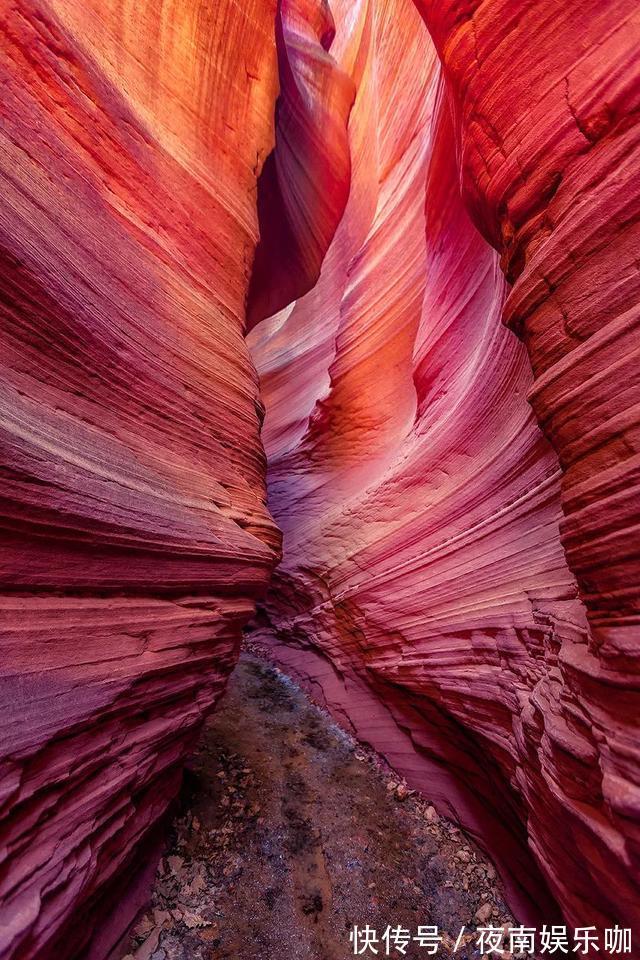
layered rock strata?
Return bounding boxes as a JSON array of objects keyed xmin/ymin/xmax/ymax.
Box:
[
  {"xmin": 1, "ymin": 0, "xmax": 639, "ymax": 951},
  {"xmin": 247, "ymin": 0, "xmax": 356, "ymax": 328},
  {"xmin": 0, "ymin": 2, "xmax": 282, "ymax": 957},
  {"xmin": 249, "ymin": 0, "xmax": 640, "ymax": 932},
  {"xmin": 415, "ymin": 0, "xmax": 640, "ymax": 929}
]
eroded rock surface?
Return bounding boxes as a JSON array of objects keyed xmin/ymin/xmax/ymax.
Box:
[
  {"xmin": 1, "ymin": 0, "xmax": 639, "ymax": 953},
  {"xmin": 0, "ymin": 2, "xmax": 281, "ymax": 957},
  {"xmin": 246, "ymin": 0, "xmax": 356, "ymax": 329},
  {"xmin": 249, "ymin": 0, "xmax": 640, "ymax": 933}
]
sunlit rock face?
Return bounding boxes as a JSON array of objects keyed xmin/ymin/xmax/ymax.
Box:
[
  {"xmin": 0, "ymin": 2, "xmax": 281, "ymax": 957},
  {"xmin": 249, "ymin": 0, "xmax": 640, "ymax": 931}
]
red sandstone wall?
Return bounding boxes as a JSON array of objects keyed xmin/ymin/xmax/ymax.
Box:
[
  {"xmin": 0, "ymin": 2, "xmax": 280, "ymax": 957},
  {"xmin": 249, "ymin": 0, "xmax": 640, "ymax": 931},
  {"xmin": 247, "ymin": 0, "xmax": 356, "ymax": 328},
  {"xmin": 418, "ymin": 0, "xmax": 640, "ymax": 928},
  {"xmin": 1, "ymin": 0, "xmax": 638, "ymax": 950}
]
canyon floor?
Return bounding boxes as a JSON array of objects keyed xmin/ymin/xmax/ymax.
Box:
[{"xmin": 124, "ymin": 653, "xmax": 518, "ymax": 960}]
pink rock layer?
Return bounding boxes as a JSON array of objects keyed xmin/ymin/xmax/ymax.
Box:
[
  {"xmin": 0, "ymin": 1, "xmax": 282, "ymax": 957},
  {"xmin": 249, "ymin": 0, "xmax": 640, "ymax": 933}
]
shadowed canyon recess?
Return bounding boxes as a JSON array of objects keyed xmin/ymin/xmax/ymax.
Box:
[{"xmin": 0, "ymin": 0, "xmax": 639, "ymax": 957}]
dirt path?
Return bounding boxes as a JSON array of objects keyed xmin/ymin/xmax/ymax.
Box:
[{"xmin": 124, "ymin": 654, "xmax": 517, "ymax": 960}]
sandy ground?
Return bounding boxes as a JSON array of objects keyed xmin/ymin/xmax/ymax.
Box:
[{"xmin": 124, "ymin": 653, "xmax": 521, "ymax": 960}]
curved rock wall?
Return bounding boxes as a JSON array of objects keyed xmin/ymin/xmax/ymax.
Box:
[
  {"xmin": 246, "ymin": 0, "xmax": 356, "ymax": 329},
  {"xmin": 249, "ymin": 0, "xmax": 640, "ymax": 931},
  {"xmin": 2, "ymin": 0, "xmax": 639, "ymax": 950},
  {"xmin": 417, "ymin": 0, "xmax": 640, "ymax": 929},
  {"xmin": 0, "ymin": 2, "xmax": 280, "ymax": 957}
]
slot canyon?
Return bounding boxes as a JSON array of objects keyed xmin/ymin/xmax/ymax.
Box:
[{"xmin": 0, "ymin": 0, "xmax": 638, "ymax": 957}]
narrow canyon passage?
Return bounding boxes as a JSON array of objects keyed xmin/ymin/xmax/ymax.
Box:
[
  {"xmin": 124, "ymin": 653, "xmax": 516, "ymax": 960},
  {"xmin": 0, "ymin": 0, "xmax": 638, "ymax": 956}
]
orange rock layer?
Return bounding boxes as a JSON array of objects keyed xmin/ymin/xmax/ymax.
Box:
[{"xmin": 249, "ymin": 0, "xmax": 640, "ymax": 933}]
